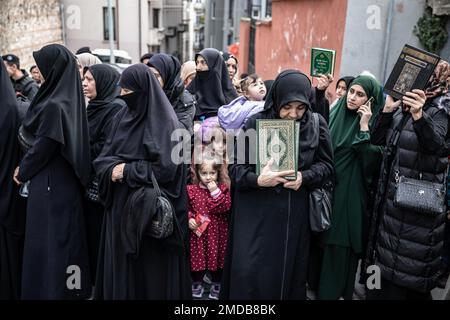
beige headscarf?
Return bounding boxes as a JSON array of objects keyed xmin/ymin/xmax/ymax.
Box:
[
  {"xmin": 76, "ymin": 53, "xmax": 102, "ymax": 70},
  {"xmin": 180, "ymin": 61, "xmax": 196, "ymax": 84}
]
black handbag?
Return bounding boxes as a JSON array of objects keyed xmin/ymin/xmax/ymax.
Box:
[
  {"xmin": 85, "ymin": 178, "xmax": 100, "ymax": 203},
  {"xmin": 146, "ymin": 171, "xmax": 174, "ymax": 239},
  {"xmin": 392, "ymin": 116, "xmax": 446, "ymax": 216},
  {"xmin": 309, "ymin": 181, "xmax": 333, "ymax": 232},
  {"xmin": 393, "ymin": 175, "xmax": 446, "ymax": 216},
  {"xmin": 308, "ymin": 113, "xmax": 333, "ymax": 232}
]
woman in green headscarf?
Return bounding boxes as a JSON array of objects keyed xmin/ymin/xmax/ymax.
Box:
[{"xmin": 318, "ymin": 75, "xmax": 385, "ymax": 300}]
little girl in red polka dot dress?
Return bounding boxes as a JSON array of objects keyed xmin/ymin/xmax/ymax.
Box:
[{"xmin": 188, "ymin": 154, "xmax": 231, "ymax": 300}]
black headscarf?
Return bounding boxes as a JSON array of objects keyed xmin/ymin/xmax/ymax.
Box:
[
  {"xmin": 187, "ymin": 48, "xmax": 238, "ymax": 118},
  {"xmin": 22, "ymin": 44, "xmax": 91, "ymax": 186},
  {"xmin": 147, "ymin": 53, "xmax": 185, "ymax": 105},
  {"xmin": 263, "ymin": 70, "xmax": 312, "ymax": 116},
  {"xmin": 262, "ymin": 70, "xmax": 318, "ymax": 154},
  {"xmin": 336, "ymin": 76, "xmax": 355, "ymax": 91},
  {"xmin": 222, "ymin": 52, "xmax": 238, "ymax": 72},
  {"xmin": 99, "ymin": 64, "xmax": 180, "ymax": 181},
  {"xmin": 263, "ymin": 79, "xmax": 275, "ymax": 100},
  {"xmin": 85, "ymin": 64, "xmax": 122, "ymax": 159}
]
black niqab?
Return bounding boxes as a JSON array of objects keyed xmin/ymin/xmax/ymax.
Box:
[
  {"xmin": 148, "ymin": 53, "xmax": 185, "ymax": 105},
  {"xmin": 22, "ymin": 44, "xmax": 91, "ymax": 186},
  {"xmin": 99, "ymin": 63, "xmax": 180, "ymax": 181},
  {"xmin": 187, "ymin": 48, "xmax": 238, "ymax": 117}
]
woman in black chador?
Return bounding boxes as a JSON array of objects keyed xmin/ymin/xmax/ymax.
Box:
[
  {"xmin": 220, "ymin": 70, "xmax": 334, "ymax": 300},
  {"xmin": 93, "ymin": 64, "xmax": 191, "ymax": 299},
  {"xmin": 0, "ymin": 57, "xmax": 24, "ymax": 299},
  {"xmin": 14, "ymin": 44, "xmax": 91, "ymax": 299},
  {"xmin": 82, "ymin": 64, "xmax": 124, "ymax": 287},
  {"xmin": 187, "ymin": 48, "xmax": 238, "ymax": 120},
  {"xmin": 147, "ymin": 53, "xmax": 196, "ymax": 134}
]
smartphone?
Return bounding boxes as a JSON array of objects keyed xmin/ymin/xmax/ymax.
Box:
[{"xmin": 365, "ymin": 96, "xmax": 374, "ymax": 107}]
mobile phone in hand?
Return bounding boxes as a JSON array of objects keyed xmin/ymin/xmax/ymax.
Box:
[{"xmin": 365, "ymin": 96, "xmax": 374, "ymax": 107}]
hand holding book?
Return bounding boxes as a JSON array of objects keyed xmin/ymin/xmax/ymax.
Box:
[
  {"xmin": 257, "ymin": 158, "xmax": 294, "ymax": 187},
  {"xmin": 283, "ymin": 171, "xmax": 303, "ymax": 191},
  {"xmin": 316, "ymin": 74, "xmax": 334, "ymax": 91},
  {"xmin": 402, "ymin": 89, "xmax": 426, "ymax": 120}
]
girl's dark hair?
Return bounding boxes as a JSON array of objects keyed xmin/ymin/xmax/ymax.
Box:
[{"xmin": 240, "ymin": 73, "xmax": 260, "ymax": 94}]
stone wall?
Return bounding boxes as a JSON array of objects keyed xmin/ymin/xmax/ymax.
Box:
[{"xmin": 0, "ymin": 0, "xmax": 63, "ymax": 71}]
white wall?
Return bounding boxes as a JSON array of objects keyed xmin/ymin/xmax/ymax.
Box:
[
  {"xmin": 62, "ymin": 0, "xmax": 143, "ymax": 63},
  {"xmin": 340, "ymin": 0, "xmax": 426, "ymax": 83}
]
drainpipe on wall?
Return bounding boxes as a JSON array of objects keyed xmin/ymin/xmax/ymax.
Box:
[
  {"xmin": 381, "ymin": 0, "xmax": 394, "ymax": 83},
  {"xmin": 60, "ymin": 3, "xmax": 66, "ymax": 45},
  {"xmin": 139, "ymin": 0, "xmax": 142, "ymax": 57},
  {"xmin": 108, "ymin": 0, "xmax": 115, "ymax": 63},
  {"xmin": 116, "ymin": 0, "xmax": 120, "ymax": 49}
]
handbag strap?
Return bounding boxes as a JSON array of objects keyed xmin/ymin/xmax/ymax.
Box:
[
  {"xmin": 394, "ymin": 113, "xmax": 437, "ymax": 181},
  {"xmin": 305, "ymin": 113, "xmax": 320, "ymax": 166},
  {"xmin": 150, "ymin": 171, "xmax": 162, "ymax": 197},
  {"xmin": 393, "ymin": 113, "xmax": 414, "ymax": 181}
]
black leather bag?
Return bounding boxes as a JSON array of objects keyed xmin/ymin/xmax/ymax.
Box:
[
  {"xmin": 308, "ymin": 113, "xmax": 333, "ymax": 232},
  {"xmin": 392, "ymin": 115, "xmax": 446, "ymax": 216},
  {"xmin": 146, "ymin": 171, "xmax": 174, "ymax": 239},
  {"xmin": 393, "ymin": 175, "xmax": 446, "ymax": 216},
  {"xmin": 309, "ymin": 182, "xmax": 333, "ymax": 232}
]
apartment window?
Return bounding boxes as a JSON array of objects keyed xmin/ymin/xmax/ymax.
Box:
[
  {"xmin": 103, "ymin": 7, "xmax": 116, "ymax": 41},
  {"xmin": 266, "ymin": 0, "xmax": 272, "ymax": 17},
  {"xmin": 153, "ymin": 9, "xmax": 160, "ymax": 28}
]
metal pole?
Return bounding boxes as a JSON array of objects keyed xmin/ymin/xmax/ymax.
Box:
[
  {"xmin": 108, "ymin": 0, "xmax": 115, "ymax": 64},
  {"xmin": 382, "ymin": 0, "xmax": 394, "ymax": 83}
]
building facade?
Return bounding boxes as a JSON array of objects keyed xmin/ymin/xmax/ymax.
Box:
[
  {"xmin": 204, "ymin": 0, "xmax": 251, "ymax": 52},
  {"xmin": 0, "ymin": 0, "xmax": 63, "ymax": 70},
  {"xmin": 62, "ymin": 0, "xmax": 188, "ymax": 63},
  {"xmin": 238, "ymin": 0, "xmax": 450, "ymax": 85}
]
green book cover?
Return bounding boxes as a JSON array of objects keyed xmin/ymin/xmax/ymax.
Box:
[
  {"xmin": 256, "ymin": 120, "xmax": 299, "ymax": 181},
  {"xmin": 310, "ymin": 47, "xmax": 336, "ymax": 77}
]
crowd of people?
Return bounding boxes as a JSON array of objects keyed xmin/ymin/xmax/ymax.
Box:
[{"xmin": 0, "ymin": 42, "xmax": 450, "ymax": 300}]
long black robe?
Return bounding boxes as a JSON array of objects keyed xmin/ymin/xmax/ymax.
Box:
[
  {"xmin": 93, "ymin": 64, "xmax": 191, "ymax": 299},
  {"xmin": 221, "ymin": 70, "xmax": 334, "ymax": 299},
  {"xmin": 18, "ymin": 44, "xmax": 91, "ymax": 299},
  {"xmin": 83, "ymin": 64, "xmax": 123, "ymax": 286},
  {"xmin": 0, "ymin": 57, "xmax": 25, "ymax": 300}
]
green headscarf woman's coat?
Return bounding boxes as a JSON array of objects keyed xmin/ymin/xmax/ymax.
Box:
[
  {"xmin": 318, "ymin": 76, "xmax": 385, "ymax": 300},
  {"xmin": 326, "ymin": 75, "xmax": 385, "ymax": 250}
]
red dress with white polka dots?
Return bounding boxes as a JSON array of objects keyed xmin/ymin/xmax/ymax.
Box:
[{"xmin": 188, "ymin": 183, "xmax": 231, "ymax": 272}]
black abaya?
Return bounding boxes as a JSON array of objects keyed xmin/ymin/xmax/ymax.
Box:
[
  {"xmin": 220, "ymin": 71, "xmax": 334, "ymax": 300},
  {"xmin": 0, "ymin": 57, "xmax": 24, "ymax": 299},
  {"xmin": 93, "ymin": 64, "xmax": 191, "ymax": 299},
  {"xmin": 84, "ymin": 64, "xmax": 123, "ymax": 286},
  {"xmin": 18, "ymin": 44, "xmax": 91, "ymax": 299}
]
